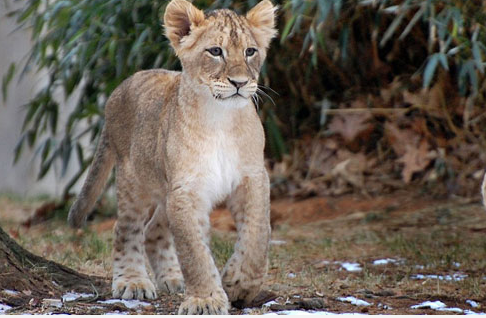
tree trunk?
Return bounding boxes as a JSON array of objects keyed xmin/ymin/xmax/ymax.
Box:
[{"xmin": 0, "ymin": 225, "xmax": 108, "ymax": 307}]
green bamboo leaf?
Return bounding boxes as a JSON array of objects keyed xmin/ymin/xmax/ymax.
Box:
[
  {"xmin": 264, "ymin": 109, "xmax": 288, "ymax": 160},
  {"xmin": 339, "ymin": 25, "xmax": 350, "ymax": 61},
  {"xmin": 2, "ymin": 63, "xmax": 16, "ymax": 102},
  {"xmin": 22, "ymin": 101, "xmax": 40, "ymax": 130},
  {"xmin": 472, "ymin": 41, "xmax": 484, "ymax": 74},
  {"xmin": 17, "ymin": 0, "xmax": 39, "ymax": 23},
  {"xmin": 41, "ymin": 139, "xmax": 52, "ymax": 163},
  {"xmin": 128, "ymin": 28, "xmax": 150, "ymax": 61},
  {"xmin": 49, "ymin": 105, "xmax": 59, "ymax": 134},
  {"xmin": 380, "ymin": 0, "xmax": 411, "ymax": 47},
  {"xmin": 76, "ymin": 142, "xmax": 84, "ymax": 166},
  {"xmin": 438, "ymin": 53, "xmax": 448, "ymax": 71},
  {"xmin": 27, "ymin": 129, "xmax": 37, "ymax": 148},
  {"xmin": 61, "ymin": 138, "xmax": 72, "ymax": 177},
  {"xmin": 423, "ymin": 53, "xmax": 439, "ymax": 88},
  {"xmin": 399, "ymin": 3, "xmax": 425, "ymax": 41},
  {"xmin": 467, "ymin": 61, "xmax": 478, "ymax": 95},
  {"xmin": 280, "ymin": 15, "xmax": 297, "ymax": 44},
  {"xmin": 13, "ymin": 134, "xmax": 26, "ymax": 164},
  {"xmin": 38, "ymin": 153, "xmax": 57, "ymax": 179},
  {"xmin": 333, "ymin": 0, "xmax": 342, "ymax": 16},
  {"xmin": 316, "ymin": 0, "xmax": 331, "ymax": 24}
]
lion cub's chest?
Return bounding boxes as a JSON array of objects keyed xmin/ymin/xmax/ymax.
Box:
[{"xmin": 199, "ymin": 131, "xmax": 241, "ymax": 204}]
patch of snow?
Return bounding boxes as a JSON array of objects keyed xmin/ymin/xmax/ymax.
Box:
[
  {"xmin": 372, "ymin": 258, "xmax": 403, "ymax": 265},
  {"xmin": 264, "ymin": 310, "xmax": 315, "ymax": 315},
  {"xmin": 242, "ymin": 308, "xmax": 255, "ymax": 314},
  {"xmin": 315, "ymin": 260, "xmax": 362, "ymax": 272},
  {"xmin": 340, "ymin": 262, "xmax": 362, "ymax": 272},
  {"xmin": 437, "ymin": 307, "xmax": 464, "ymax": 313},
  {"xmin": 288, "ymin": 273, "xmax": 296, "ymax": 278},
  {"xmin": 62, "ymin": 292, "xmax": 95, "ymax": 302},
  {"xmin": 337, "ymin": 296, "xmax": 371, "ymax": 306},
  {"xmin": 265, "ymin": 310, "xmax": 366, "ymax": 315},
  {"xmin": 98, "ymin": 299, "xmax": 151, "ymax": 309},
  {"xmin": 378, "ymin": 303, "xmax": 392, "ymax": 310},
  {"xmin": 42, "ymin": 299, "xmax": 63, "ymax": 308},
  {"xmin": 411, "ymin": 300, "xmax": 474, "ymax": 313},
  {"xmin": 2, "ymin": 289, "xmax": 20, "ymax": 296},
  {"xmin": 0, "ymin": 303, "xmax": 12, "ymax": 314},
  {"xmin": 411, "ymin": 300, "xmax": 447, "ymax": 310},
  {"xmin": 263, "ymin": 300, "xmax": 279, "ymax": 307},
  {"xmin": 453, "ymin": 262, "xmax": 461, "ymax": 268},
  {"xmin": 465, "ymin": 310, "xmax": 486, "ymax": 315},
  {"xmin": 105, "ymin": 311, "xmax": 129, "ymax": 315},
  {"xmin": 468, "ymin": 300, "xmax": 480, "ymax": 308},
  {"xmin": 411, "ymin": 273, "xmax": 467, "ymax": 281},
  {"xmin": 270, "ymin": 240, "xmax": 287, "ymax": 245},
  {"xmin": 415, "ymin": 265, "xmax": 425, "ymax": 269},
  {"xmin": 317, "ymin": 261, "xmax": 331, "ymax": 266}
]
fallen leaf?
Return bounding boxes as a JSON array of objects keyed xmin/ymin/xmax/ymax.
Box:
[
  {"xmin": 328, "ymin": 112, "xmax": 373, "ymax": 143},
  {"xmin": 384, "ymin": 122, "xmax": 420, "ymax": 157},
  {"xmin": 397, "ymin": 139, "xmax": 436, "ymax": 183},
  {"xmin": 331, "ymin": 152, "xmax": 368, "ymax": 190}
]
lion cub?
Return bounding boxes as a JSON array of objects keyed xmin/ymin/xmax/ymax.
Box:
[{"xmin": 67, "ymin": 0, "xmax": 277, "ymax": 314}]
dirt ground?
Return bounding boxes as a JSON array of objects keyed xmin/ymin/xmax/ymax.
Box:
[{"xmin": 1, "ymin": 190, "xmax": 486, "ymax": 315}]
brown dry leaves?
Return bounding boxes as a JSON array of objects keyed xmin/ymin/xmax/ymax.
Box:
[
  {"xmin": 385, "ymin": 122, "xmax": 436, "ymax": 183},
  {"xmin": 267, "ymin": 75, "xmax": 486, "ymax": 199}
]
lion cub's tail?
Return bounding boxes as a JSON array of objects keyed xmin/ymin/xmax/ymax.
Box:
[{"xmin": 68, "ymin": 128, "xmax": 115, "ymax": 228}]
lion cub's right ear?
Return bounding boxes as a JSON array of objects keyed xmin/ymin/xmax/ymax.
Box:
[{"xmin": 164, "ymin": 0, "xmax": 205, "ymax": 51}]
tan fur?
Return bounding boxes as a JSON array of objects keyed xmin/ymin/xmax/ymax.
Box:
[{"xmin": 67, "ymin": 0, "xmax": 277, "ymax": 315}]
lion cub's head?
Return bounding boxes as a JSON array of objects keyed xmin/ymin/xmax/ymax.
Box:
[{"xmin": 164, "ymin": 0, "xmax": 277, "ymax": 107}]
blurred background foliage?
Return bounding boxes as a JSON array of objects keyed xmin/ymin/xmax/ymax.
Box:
[{"xmin": 3, "ymin": 0, "xmax": 486, "ymax": 200}]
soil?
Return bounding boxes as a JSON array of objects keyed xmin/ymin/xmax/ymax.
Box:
[{"xmin": 1, "ymin": 191, "xmax": 485, "ymax": 315}]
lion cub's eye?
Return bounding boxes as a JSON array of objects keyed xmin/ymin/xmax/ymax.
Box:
[
  {"xmin": 206, "ymin": 47, "xmax": 223, "ymax": 57},
  {"xmin": 245, "ymin": 48, "xmax": 257, "ymax": 57}
]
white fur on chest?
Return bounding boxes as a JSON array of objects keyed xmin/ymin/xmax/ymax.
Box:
[{"xmin": 199, "ymin": 131, "xmax": 241, "ymax": 206}]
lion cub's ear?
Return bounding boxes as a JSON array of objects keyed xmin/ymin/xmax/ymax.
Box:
[
  {"xmin": 164, "ymin": 0, "xmax": 205, "ymax": 51},
  {"xmin": 246, "ymin": 0, "xmax": 278, "ymax": 50}
]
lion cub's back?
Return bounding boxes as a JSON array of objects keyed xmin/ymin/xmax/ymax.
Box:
[{"xmin": 105, "ymin": 69, "xmax": 181, "ymax": 158}]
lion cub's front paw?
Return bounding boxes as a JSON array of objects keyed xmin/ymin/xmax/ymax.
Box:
[
  {"xmin": 112, "ymin": 277, "xmax": 157, "ymax": 300},
  {"xmin": 222, "ymin": 266, "xmax": 263, "ymax": 306},
  {"xmin": 178, "ymin": 290, "xmax": 229, "ymax": 315},
  {"xmin": 157, "ymin": 276, "xmax": 185, "ymax": 295}
]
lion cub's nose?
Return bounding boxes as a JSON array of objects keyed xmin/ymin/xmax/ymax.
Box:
[{"xmin": 228, "ymin": 77, "xmax": 248, "ymax": 89}]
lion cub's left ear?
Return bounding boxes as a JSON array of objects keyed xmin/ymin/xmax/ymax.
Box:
[
  {"xmin": 246, "ymin": 0, "xmax": 278, "ymax": 50},
  {"xmin": 164, "ymin": 0, "xmax": 205, "ymax": 51}
]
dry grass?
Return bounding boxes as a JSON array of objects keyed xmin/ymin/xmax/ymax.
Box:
[{"xmin": 2, "ymin": 192, "xmax": 486, "ymax": 314}]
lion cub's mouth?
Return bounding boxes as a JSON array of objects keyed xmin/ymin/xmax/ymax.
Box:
[{"xmin": 215, "ymin": 92, "xmax": 247, "ymax": 100}]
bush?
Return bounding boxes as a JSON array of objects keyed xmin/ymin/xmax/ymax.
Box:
[{"xmin": 3, "ymin": 0, "xmax": 486, "ymax": 198}]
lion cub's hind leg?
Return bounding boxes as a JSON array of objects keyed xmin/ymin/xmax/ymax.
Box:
[
  {"xmin": 112, "ymin": 166, "xmax": 157, "ymax": 300},
  {"xmin": 144, "ymin": 205, "xmax": 185, "ymax": 294}
]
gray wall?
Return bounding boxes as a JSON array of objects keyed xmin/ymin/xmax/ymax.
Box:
[{"xmin": 0, "ymin": 1, "xmax": 85, "ymax": 197}]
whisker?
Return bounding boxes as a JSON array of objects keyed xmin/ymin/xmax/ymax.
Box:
[
  {"xmin": 256, "ymin": 88, "xmax": 276, "ymax": 106},
  {"xmin": 257, "ymin": 84, "xmax": 280, "ymax": 96},
  {"xmin": 251, "ymin": 94, "xmax": 260, "ymax": 111}
]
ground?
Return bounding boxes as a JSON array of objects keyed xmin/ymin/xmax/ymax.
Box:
[{"xmin": 1, "ymin": 190, "xmax": 486, "ymax": 315}]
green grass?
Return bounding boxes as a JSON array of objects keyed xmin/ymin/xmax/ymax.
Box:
[
  {"xmin": 210, "ymin": 233, "xmax": 235, "ymax": 269},
  {"xmin": 13, "ymin": 220, "xmax": 113, "ymax": 274}
]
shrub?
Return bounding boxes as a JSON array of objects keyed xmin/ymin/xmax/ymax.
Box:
[{"xmin": 3, "ymin": 0, "xmax": 485, "ymax": 197}]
